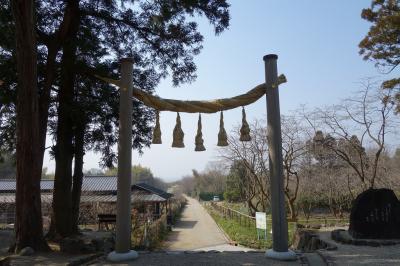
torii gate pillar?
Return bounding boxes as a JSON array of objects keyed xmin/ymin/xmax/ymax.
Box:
[
  {"xmin": 107, "ymin": 58, "xmax": 138, "ymax": 262},
  {"xmin": 264, "ymin": 54, "xmax": 296, "ymax": 260}
]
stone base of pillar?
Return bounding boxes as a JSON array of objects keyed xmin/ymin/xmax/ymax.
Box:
[
  {"xmin": 265, "ymin": 249, "xmax": 297, "ymax": 261},
  {"xmin": 107, "ymin": 250, "xmax": 138, "ymax": 262}
]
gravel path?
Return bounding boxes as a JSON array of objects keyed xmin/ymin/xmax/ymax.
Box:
[
  {"xmin": 91, "ymin": 251, "xmax": 301, "ymax": 266},
  {"xmin": 318, "ymin": 228, "xmax": 400, "ymax": 265},
  {"xmin": 164, "ymin": 196, "xmax": 252, "ymax": 251}
]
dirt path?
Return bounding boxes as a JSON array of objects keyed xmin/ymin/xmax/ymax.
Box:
[{"xmin": 164, "ymin": 196, "xmax": 253, "ymax": 251}]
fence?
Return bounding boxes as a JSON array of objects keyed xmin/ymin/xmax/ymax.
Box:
[
  {"xmin": 132, "ymin": 213, "xmax": 168, "ymax": 249},
  {"xmin": 208, "ymin": 201, "xmax": 348, "ymax": 228},
  {"xmin": 209, "ymin": 202, "xmax": 256, "ymax": 227}
]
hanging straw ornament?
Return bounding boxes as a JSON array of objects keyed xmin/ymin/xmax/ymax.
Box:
[
  {"xmin": 217, "ymin": 111, "xmax": 228, "ymax": 146},
  {"xmin": 239, "ymin": 107, "xmax": 251, "ymax": 141},
  {"xmin": 152, "ymin": 111, "xmax": 162, "ymax": 144},
  {"xmin": 172, "ymin": 112, "xmax": 185, "ymax": 148},
  {"xmin": 195, "ymin": 114, "xmax": 206, "ymax": 151}
]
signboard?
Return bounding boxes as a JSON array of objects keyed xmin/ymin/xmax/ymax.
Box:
[{"xmin": 256, "ymin": 212, "xmax": 267, "ymax": 230}]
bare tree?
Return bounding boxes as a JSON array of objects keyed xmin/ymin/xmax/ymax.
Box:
[
  {"xmin": 281, "ymin": 116, "xmax": 308, "ymax": 220},
  {"xmin": 219, "ymin": 118, "xmax": 308, "ymax": 219},
  {"xmin": 304, "ymin": 80, "xmax": 398, "ymax": 190},
  {"xmin": 183, "ymin": 162, "xmax": 228, "ymax": 200},
  {"xmin": 219, "ymin": 120, "xmax": 270, "ymax": 215}
]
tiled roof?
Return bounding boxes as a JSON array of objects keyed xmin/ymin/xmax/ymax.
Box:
[
  {"xmin": 0, "ymin": 176, "xmax": 172, "ymax": 201},
  {"xmin": 81, "ymin": 176, "xmax": 117, "ymax": 192},
  {"xmin": 0, "ymin": 188, "xmax": 166, "ymax": 204},
  {"xmin": 0, "ymin": 179, "xmax": 54, "ymax": 192},
  {"xmin": 0, "ymin": 193, "xmax": 53, "ymax": 203},
  {"xmin": 135, "ymin": 182, "xmax": 173, "ymax": 199}
]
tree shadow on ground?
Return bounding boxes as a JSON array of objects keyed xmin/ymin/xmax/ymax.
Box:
[{"xmin": 174, "ymin": 220, "xmax": 197, "ymax": 229}]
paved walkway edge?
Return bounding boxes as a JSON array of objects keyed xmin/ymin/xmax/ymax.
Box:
[
  {"xmin": 316, "ymin": 250, "xmax": 335, "ymax": 266},
  {"xmin": 201, "ymin": 202, "xmax": 233, "ymax": 245}
]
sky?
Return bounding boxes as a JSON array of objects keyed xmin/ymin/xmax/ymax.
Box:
[{"xmin": 43, "ymin": 0, "xmax": 397, "ymax": 182}]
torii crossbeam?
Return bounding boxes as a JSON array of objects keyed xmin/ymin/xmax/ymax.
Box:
[{"xmin": 100, "ymin": 54, "xmax": 296, "ymax": 262}]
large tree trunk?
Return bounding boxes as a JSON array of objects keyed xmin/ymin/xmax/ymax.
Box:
[
  {"xmin": 37, "ymin": 0, "xmax": 83, "ymax": 172},
  {"xmin": 50, "ymin": 39, "xmax": 77, "ymax": 238},
  {"xmin": 49, "ymin": 0, "xmax": 80, "ymax": 238},
  {"xmin": 287, "ymin": 197, "xmax": 297, "ymax": 221},
  {"xmin": 71, "ymin": 121, "xmax": 85, "ymax": 233},
  {"xmin": 11, "ymin": 0, "xmax": 49, "ymax": 252}
]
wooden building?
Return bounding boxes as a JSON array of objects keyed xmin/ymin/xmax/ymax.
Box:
[{"xmin": 0, "ymin": 176, "xmax": 173, "ymax": 226}]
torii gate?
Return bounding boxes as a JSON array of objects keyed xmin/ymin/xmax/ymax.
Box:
[{"xmin": 101, "ymin": 54, "xmax": 296, "ymax": 262}]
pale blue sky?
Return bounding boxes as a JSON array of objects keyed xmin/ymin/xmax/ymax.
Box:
[{"xmin": 44, "ymin": 0, "xmax": 395, "ymax": 181}]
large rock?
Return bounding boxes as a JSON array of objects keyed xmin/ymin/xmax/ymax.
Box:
[
  {"xmin": 60, "ymin": 234, "xmax": 115, "ymax": 254},
  {"xmin": 349, "ymin": 188, "xmax": 400, "ymax": 239},
  {"xmin": 291, "ymin": 229, "xmax": 336, "ymax": 252},
  {"xmin": 19, "ymin": 246, "xmax": 34, "ymax": 256},
  {"xmin": 60, "ymin": 237, "xmax": 91, "ymax": 254}
]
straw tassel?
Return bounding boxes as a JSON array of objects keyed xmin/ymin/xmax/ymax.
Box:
[
  {"xmin": 239, "ymin": 107, "xmax": 251, "ymax": 141},
  {"xmin": 172, "ymin": 112, "xmax": 185, "ymax": 148},
  {"xmin": 195, "ymin": 114, "xmax": 206, "ymax": 151},
  {"xmin": 194, "ymin": 114, "xmax": 206, "ymax": 151},
  {"xmin": 152, "ymin": 111, "xmax": 162, "ymax": 144},
  {"xmin": 217, "ymin": 111, "xmax": 228, "ymax": 146}
]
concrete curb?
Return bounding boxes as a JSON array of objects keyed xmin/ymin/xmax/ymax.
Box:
[
  {"xmin": 331, "ymin": 229, "xmax": 400, "ymax": 247},
  {"xmin": 316, "ymin": 250, "xmax": 336, "ymax": 266},
  {"xmin": 298, "ymin": 253, "xmax": 310, "ymax": 266}
]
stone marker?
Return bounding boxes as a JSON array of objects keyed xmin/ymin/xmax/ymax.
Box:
[{"xmin": 349, "ymin": 188, "xmax": 400, "ymax": 239}]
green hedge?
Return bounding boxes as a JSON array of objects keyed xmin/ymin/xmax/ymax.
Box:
[{"xmin": 199, "ymin": 192, "xmax": 224, "ymax": 201}]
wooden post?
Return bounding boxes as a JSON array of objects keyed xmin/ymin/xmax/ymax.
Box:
[
  {"xmin": 107, "ymin": 58, "xmax": 138, "ymax": 262},
  {"xmin": 264, "ymin": 54, "xmax": 296, "ymax": 261}
]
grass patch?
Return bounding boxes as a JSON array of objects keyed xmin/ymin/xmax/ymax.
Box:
[
  {"xmin": 205, "ymin": 204, "xmax": 296, "ymax": 249},
  {"xmin": 221, "ymin": 202, "xmax": 250, "ymax": 214}
]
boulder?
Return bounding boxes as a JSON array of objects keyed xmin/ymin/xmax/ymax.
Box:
[
  {"xmin": 292, "ymin": 229, "xmax": 335, "ymax": 252},
  {"xmin": 18, "ymin": 247, "xmax": 34, "ymax": 256},
  {"xmin": 60, "ymin": 237, "xmax": 86, "ymax": 254},
  {"xmin": 349, "ymin": 188, "xmax": 400, "ymax": 239},
  {"xmin": 60, "ymin": 234, "xmax": 115, "ymax": 254}
]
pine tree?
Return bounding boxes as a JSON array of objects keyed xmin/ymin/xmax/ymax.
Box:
[
  {"xmin": 1, "ymin": 0, "xmax": 230, "ymax": 239},
  {"xmin": 359, "ymin": 0, "xmax": 400, "ymax": 111},
  {"xmin": 10, "ymin": 0, "xmax": 49, "ymax": 252}
]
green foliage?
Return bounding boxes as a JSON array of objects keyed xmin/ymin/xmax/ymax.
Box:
[
  {"xmin": 41, "ymin": 167, "xmax": 55, "ymax": 179},
  {"xmin": 191, "ymin": 164, "xmax": 227, "ymax": 198},
  {"xmin": 224, "ymin": 161, "xmax": 246, "ymax": 202},
  {"xmin": 132, "ymin": 165, "xmax": 154, "ymax": 183},
  {"xmin": 360, "ymin": 0, "xmax": 400, "ymax": 71},
  {"xmin": 223, "ymin": 189, "xmax": 241, "ymax": 202},
  {"xmin": 222, "ymin": 201, "xmax": 250, "ymax": 214},
  {"xmin": 359, "ymin": 0, "xmax": 400, "ymax": 111},
  {"xmin": 0, "ymin": 0, "xmax": 231, "ymax": 166},
  {"xmin": 104, "ymin": 164, "xmax": 168, "ymax": 189},
  {"xmin": 199, "ymin": 191, "xmax": 223, "ymax": 201},
  {"xmin": 205, "ymin": 205, "xmax": 296, "ymax": 249},
  {"xmin": 104, "ymin": 167, "xmax": 118, "ymax": 176},
  {"xmin": 0, "ymin": 151, "xmax": 15, "ymax": 179},
  {"xmin": 83, "ymin": 168, "xmax": 104, "ymax": 175}
]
